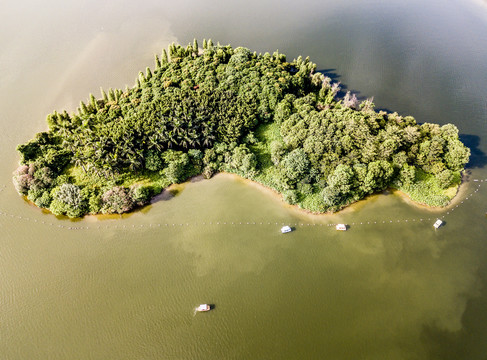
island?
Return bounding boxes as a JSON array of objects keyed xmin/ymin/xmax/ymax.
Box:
[{"xmin": 13, "ymin": 39, "xmax": 470, "ymax": 218}]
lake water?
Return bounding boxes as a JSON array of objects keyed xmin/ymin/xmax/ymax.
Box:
[{"xmin": 1, "ymin": 0, "xmax": 487, "ymax": 359}]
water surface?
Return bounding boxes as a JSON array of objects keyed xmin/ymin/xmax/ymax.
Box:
[{"xmin": 1, "ymin": 0, "xmax": 487, "ymax": 359}]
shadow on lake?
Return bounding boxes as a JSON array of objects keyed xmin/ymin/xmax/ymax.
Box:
[
  {"xmin": 317, "ymin": 68, "xmax": 390, "ymax": 109},
  {"xmin": 151, "ymin": 184, "xmax": 186, "ymax": 204},
  {"xmin": 460, "ymin": 134, "xmax": 487, "ymax": 170}
]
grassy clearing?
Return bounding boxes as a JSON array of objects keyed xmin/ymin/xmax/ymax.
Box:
[
  {"xmin": 393, "ymin": 169, "xmax": 461, "ymax": 207},
  {"xmin": 251, "ymin": 122, "xmax": 284, "ymax": 189},
  {"xmin": 68, "ymin": 165, "xmax": 170, "ymax": 194}
]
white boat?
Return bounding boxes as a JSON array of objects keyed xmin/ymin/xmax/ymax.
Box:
[
  {"xmin": 196, "ymin": 304, "xmax": 211, "ymax": 312},
  {"xmin": 281, "ymin": 226, "xmax": 292, "ymax": 233},
  {"xmin": 336, "ymin": 224, "xmax": 347, "ymax": 231},
  {"xmin": 433, "ymin": 219, "xmax": 443, "ymax": 229}
]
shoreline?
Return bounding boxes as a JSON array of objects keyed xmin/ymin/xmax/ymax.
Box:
[
  {"xmin": 21, "ymin": 170, "xmax": 468, "ymax": 220},
  {"xmin": 213, "ymin": 171, "xmax": 467, "ymax": 217}
]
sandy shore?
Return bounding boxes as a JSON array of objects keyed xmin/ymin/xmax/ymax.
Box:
[{"xmin": 213, "ymin": 171, "xmax": 467, "ymax": 217}]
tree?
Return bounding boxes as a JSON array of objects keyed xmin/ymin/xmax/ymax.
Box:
[
  {"xmin": 327, "ymin": 164, "xmax": 354, "ymax": 196},
  {"xmin": 444, "ymin": 140, "xmax": 470, "ymax": 171},
  {"xmin": 398, "ymin": 164, "xmax": 416, "ymax": 186},
  {"xmin": 322, "ymin": 185, "xmax": 342, "ymax": 208},
  {"xmin": 436, "ymin": 169, "xmax": 454, "ymax": 189},
  {"xmin": 281, "ymin": 148, "xmax": 309, "ymax": 183},
  {"xmin": 13, "ymin": 41, "xmax": 471, "ymax": 216},
  {"xmin": 51, "ymin": 183, "xmax": 86, "ymax": 217},
  {"xmin": 101, "ymin": 186, "xmax": 134, "ymax": 214},
  {"xmin": 270, "ymin": 141, "xmax": 285, "ymax": 165},
  {"xmin": 145, "ymin": 150, "xmax": 164, "ymax": 171}
]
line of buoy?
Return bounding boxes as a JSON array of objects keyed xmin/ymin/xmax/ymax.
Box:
[{"xmin": 0, "ymin": 179, "xmax": 484, "ymax": 231}]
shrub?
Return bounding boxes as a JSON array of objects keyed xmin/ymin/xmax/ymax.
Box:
[
  {"xmin": 283, "ymin": 190, "xmax": 299, "ymax": 205},
  {"xmin": 130, "ymin": 184, "xmax": 152, "ymax": 205},
  {"xmin": 203, "ymin": 166, "xmax": 214, "ymax": 179},
  {"xmin": 27, "ymin": 186, "xmax": 44, "ymax": 203},
  {"xmin": 281, "ymin": 148, "xmax": 309, "ymax": 183},
  {"xmin": 297, "ymin": 182, "xmax": 313, "ymax": 196},
  {"xmin": 88, "ymin": 194, "xmax": 102, "ymax": 214},
  {"xmin": 34, "ymin": 190, "xmax": 52, "ymax": 208},
  {"xmin": 13, "ymin": 173, "xmax": 33, "ymax": 195},
  {"xmin": 436, "ymin": 169, "xmax": 454, "ymax": 189},
  {"xmin": 145, "ymin": 150, "xmax": 164, "ymax": 171},
  {"xmin": 322, "ymin": 186, "xmax": 342, "ymax": 208},
  {"xmin": 270, "ymin": 141, "xmax": 285, "ymax": 165},
  {"xmin": 101, "ymin": 186, "xmax": 134, "ymax": 214},
  {"xmin": 163, "ymin": 151, "xmax": 190, "ymax": 183},
  {"xmin": 34, "ymin": 167, "xmax": 55, "ymax": 187},
  {"xmin": 57, "ymin": 184, "xmax": 83, "ymax": 208},
  {"xmin": 52, "ymin": 183, "xmax": 86, "ymax": 217}
]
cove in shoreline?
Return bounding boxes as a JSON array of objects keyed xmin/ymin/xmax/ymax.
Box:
[{"xmin": 206, "ymin": 172, "xmax": 466, "ymax": 218}]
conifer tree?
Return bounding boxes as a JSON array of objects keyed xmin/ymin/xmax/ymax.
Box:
[
  {"xmin": 162, "ymin": 49, "xmax": 168, "ymax": 64},
  {"xmin": 138, "ymin": 71, "xmax": 146, "ymax": 84},
  {"xmin": 100, "ymin": 87, "xmax": 108, "ymax": 102},
  {"xmin": 89, "ymin": 93, "xmax": 97, "ymax": 109},
  {"xmin": 193, "ymin": 38, "xmax": 198, "ymax": 54},
  {"xmin": 154, "ymin": 54, "xmax": 161, "ymax": 69},
  {"xmin": 203, "ymin": 39, "xmax": 207, "ymax": 49},
  {"xmin": 169, "ymin": 43, "xmax": 176, "ymax": 59},
  {"xmin": 146, "ymin": 67, "xmax": 152, "ymax": 80},
  {"xmin": 79, "ymin": 101, "xmax": 88, "ymax": 115},
  {"xmin": 108, "ymin": 88, "xmax": 115, "ymax": 102},
  {"xmin": 115, "ymin": 89, "xmax": 121, "ymax": 103}
]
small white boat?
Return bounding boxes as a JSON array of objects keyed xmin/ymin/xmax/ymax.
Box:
[
  {"xmin": 433, "ymin": 219, "xmax": 443, "ymax": 229},
  {"xmin": 281, "ymin": 226, "xmax": 292, "ymax": 233},
  {"xmin": 336, "ymin": 224, "xmax": 347, "ymax": 231},
  {"xmin": 196, "ymin": 304, "xmax": 211, "ymax": 312}
]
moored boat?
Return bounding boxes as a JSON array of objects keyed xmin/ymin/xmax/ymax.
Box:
[
  {"xmin": 196, "ymin": 304, "xmax": 211, "ymax": 312},
  {"xmin": 281, "ymin": 226, "xmax": 292, "ymax": 233},
  {"xmin": 336, "ymin": 224, "xmax": 347, "ymax": 231},
  {"xmin": 433, "ymin": 219, "xmax": 443, "ymax": 229}
]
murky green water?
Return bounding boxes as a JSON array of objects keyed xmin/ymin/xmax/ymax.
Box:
[{"xmin": 1, "ymin": 0, "xmax": 487, "ymax": 359}]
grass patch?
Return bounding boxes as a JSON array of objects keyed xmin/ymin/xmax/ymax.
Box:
[{"xmin": 393, "ymin": 169, "xmax": 461, "ymax": 207}]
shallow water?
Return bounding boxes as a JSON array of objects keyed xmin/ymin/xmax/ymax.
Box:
[{"xmin": 1, "ymin": 0, "xmax": 487, "ymax": 359}]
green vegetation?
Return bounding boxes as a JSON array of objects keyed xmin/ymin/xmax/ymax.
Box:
[{"xmin": 13, "ymin": 40, "xmax": 470, "ymax": 217}]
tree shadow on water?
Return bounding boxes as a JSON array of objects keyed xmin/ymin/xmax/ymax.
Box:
[
  {"xmin": 460, "ymin": 134, "xmax": 487, "ymax": 170},
  {"xmin": 317, "ymin": 68, "xmax": 372, "ymax": 103},
  {"xmin": 317, "ymin": 68, "xmax": 341, "ymax": 83},
  {"xmin": 150, "ymin": 188, "xmax": 181, "ymax": 204}
]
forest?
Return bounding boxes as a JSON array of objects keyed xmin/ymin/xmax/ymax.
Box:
[{"xmin": 13, "ymin": 39, "xmax": 470, "ymax": 217}]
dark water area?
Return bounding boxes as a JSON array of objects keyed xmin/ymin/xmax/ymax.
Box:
[{"xmin": 1, "ymin": 0, "xmax": 487, "ymax": 359}]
